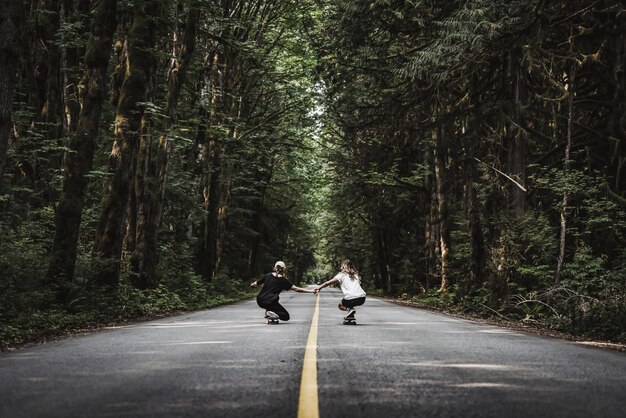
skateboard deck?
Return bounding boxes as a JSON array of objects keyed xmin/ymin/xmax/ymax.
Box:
[
  {"xmin": 267, "ymin": 318, "xmax": 279, "ymax": 325},
  {"xmin": 343, "ymin": 318, "xmax": 356, "ymax": 325}
]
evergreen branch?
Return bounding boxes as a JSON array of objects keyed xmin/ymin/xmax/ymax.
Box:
[{"xmin": 550, "ymin": 1, "xmax": 601, "ymax": 27}]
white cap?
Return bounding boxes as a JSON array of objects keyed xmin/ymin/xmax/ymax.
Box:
[{"xmin": 274, "ymin": 261, "xmax": 286, "ymax": 269}]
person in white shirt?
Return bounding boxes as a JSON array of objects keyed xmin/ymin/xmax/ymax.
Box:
[{"xmin": 314, "ymin": 259, "xmax": 366, "ymax": 321}]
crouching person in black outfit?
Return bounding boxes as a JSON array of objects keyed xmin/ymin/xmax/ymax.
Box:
[{"xmin": 251, "ymin": 261, "xmax": 315, "ymax": 322}]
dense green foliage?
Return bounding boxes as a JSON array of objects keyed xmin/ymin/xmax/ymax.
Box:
[
  {"xmin": 0, "ymin": 0, "xmax": 319, "ymax": 349},
  {"xmin": 1, "ymin": 0, "xmax": 625, "ymax": 348},
  {"xmin": 313, "ymin": 0, "xmax": 626, "ymax": 341}
]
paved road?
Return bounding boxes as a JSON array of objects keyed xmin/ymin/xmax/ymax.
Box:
[{"xmin": 1, "ymin": 288, "xmax": 626, "ymax": 417}]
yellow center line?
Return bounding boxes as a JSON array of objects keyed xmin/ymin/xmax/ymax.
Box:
[{"xmin": 297, "ymin": 294, "xmax": 320, "ymax": 418}]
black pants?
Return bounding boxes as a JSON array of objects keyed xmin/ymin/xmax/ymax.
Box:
[
  {"xmin": 257, "ymin": 299, "xmax": 290, "ymax": 321},
  {"xmin": 341, "ymin": 297, "xmax": 366, "ymax": 309}
]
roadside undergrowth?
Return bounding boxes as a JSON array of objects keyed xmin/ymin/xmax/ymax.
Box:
[{"xmin": 0, "ymin": 278, "xmax": 256, "ymax": 351}]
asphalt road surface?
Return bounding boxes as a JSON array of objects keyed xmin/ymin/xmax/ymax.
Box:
[{"xmin": 2, "ymin": 287, "xmax": 626, "ymax": 418}]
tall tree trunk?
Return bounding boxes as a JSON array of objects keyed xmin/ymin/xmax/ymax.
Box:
[
  {"xmin": 214, "ymin": 157, "xmax": 233, "ymax": 275},
  {"xmin": 47, "ymin": 0, "xmax": 117, "ymax": 295},
  {"xmin": 62, "ymin": 0, "xmax": 89, "ymax": 135},
  {"xmin": 434, "ymin": 125, "xmax": 451, "ymax": 292},
  {"xmin": 132, "ymin": 7, "xmax": 199, "ymax": 289},
  {"xmin": 201, "ymin": 137, "xmax": 222, "ymax": 281},
  {"xmin": 211, "ymin": 56, "xmax": 243, "ymax": 277},
  {"xmin": 246, "ymin": 161, "xmax": 273, "ymax": 278},
  {"xmin": 41, "ymin": 0, "xmax": 63, "ymax": 142},
  {"xmin": 376, "ymin": 226, "xmax": 391, "ymax": 294},
  {"xmin": 20, "ymin": 0, "xmax": 54, "ymax": 141},
  {"xmin": 0, "ymin": 0, "xmax": 23, "ymax": 188},
  {"xmin": 504, "ymin": 45, "xmax": 528, "ymax": 213},
  {"xmin": 200, "ymin": 49, "xmax": 227, "ymax": 282},
  {"xmin": 555, "ymin": 61, "xmax": 576, "ymax": 285},
  {"xmin": 608, "ymin": 23, "xmax": 626, "ymax": 197},
  {"xmin": 93, "ymin": 0, "xmax": 160, "ymax": 286},
  {"xmin": 203, "ymin": 45, "xmax": 240, "ymax": 280},
  {"xmin": 467, "ymin": 161, "xmax": 484, "ymax": 291},
  {"xmin": 423, "ymin": 142, "xmax": 437, "ymax": 291}
]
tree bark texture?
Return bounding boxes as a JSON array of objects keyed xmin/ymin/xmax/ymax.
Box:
[
  {"xmin": 376, "ymin": 227, "xmax": 392, "ymax": 294},
  {"xmin": 245, "ymin": 160, "xmax": 273, "ymax": 278},
  {"xmin": 434, "ymin": 125, "xmax": 451, "ymax": 292},
  {"xmin": 200, "ymin": 46, "xmax": 238, "ymax": 282},
  {"xmin": 93, "ymin": 0, "xmax": 159, "ymax": 286},
  {"xmin": 555, "ymin": 62, "xmax": 576, "ymax": 285},
  {"xmin": 199, "ymin": 48, "xmax": 222, "ymax": 282},
  {"xmin": 41, "ymin": 0, "xmax": 64, "ymax": 142},
  {"xmin": 61, "ymin": 0, "xmax": 90, "ymax": 135},
  {"xmin": 212, "ymin": 53, "xmax": 245, "ymax": 277},
  {"xmin": 0, "ymin": 0, "xmax": 23, "ymax": 188},
  {"xmin": 504, "ymin": 46, "xmax": 528, "ymax": 213},
  {"xmin": 201, "ymin": 137, "xmax": 222, "ymax": 281},
  {"xmin": 608, "ymin": 22, "xmax": 626, "ymax": 196},
  {"xmin": 131, "ymin": 7, "xmax": 199, "ymax": 289},
  {"xmin": 467, "ymin": 163, "xmax": 484, "ymax": 291},
  {"xmin": 47, "ymin": 0, "xmax": 117, "ymax": 294},
  {"xmin": 214, "ymin": 161, "xmax": 233, "ymax": 276},
  {"xmin": 423, "ymin": 143, "xmax": 437, "ymax": 291}
]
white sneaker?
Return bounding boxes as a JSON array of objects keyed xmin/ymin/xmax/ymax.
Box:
[
  {"xmin": 265, "ymin": 311, "xmax": 279, "ymax": 320},
  {"xmin": 344, "ymin": 309, "xmax": 356, "ymax": 320}
]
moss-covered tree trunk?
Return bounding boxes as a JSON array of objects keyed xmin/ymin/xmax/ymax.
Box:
[
  {"xmin": 201, "ymin": 136, "xmax": 222, "ymax": 282},
  {"xmin": 62, "ymin": 0, "xmax": 90, "ymax": 135},
  {"xmin": 246, "ymin": 160, "xmax": 273, "ymax": 278},
  {"xmin": 0, "ymin": 0, "xmax": 23, "ymax": 188},
  {"xmin": 46, "ymin": 0, "xmax": 117, "ymax": 296},
  {"xmin": 201, "ymin": 45, "xmax": 240, "ymax": 281},
  {"xmin": 132, "ymin": 7, "xmax": 199, "ymax": 289},
  {"xmin": 212, "ymin": 53, "xmax": 243, "ymax": 278},
  {"xmin": 19, "ymin": 0, "xmax": 54, "ymax": 143},
  {"xmin": 41, "ymin": 0, "xmax": 63, "ymax": 142},
  {"xmin": 93, "ymin": 0, "xmax": 159, "ymax": 286},
  {"xmin": 200, "ymin": 48, "xmax": 227, "ymax": 282},
  {"xmin": 214, "ymin": 163, "xmax": 233, "ymax": 275}
]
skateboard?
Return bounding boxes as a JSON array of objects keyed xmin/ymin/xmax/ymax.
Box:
[
  {"xmin": 265, "ymin": 311, "xmax": 280, "ymax": 324},
  {"xmin": 343, "ymin": 310, "xmax": 356, "ymax": 325}
]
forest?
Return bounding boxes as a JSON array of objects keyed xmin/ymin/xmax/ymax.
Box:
[{"xmin": 1, "ymin": 0, "xmax": 625, "ymax": 349}]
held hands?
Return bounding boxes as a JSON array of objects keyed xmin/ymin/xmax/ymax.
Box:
[{"xmin": 313, "ymin": 287, "xmax": 321, "ymax": 295}]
